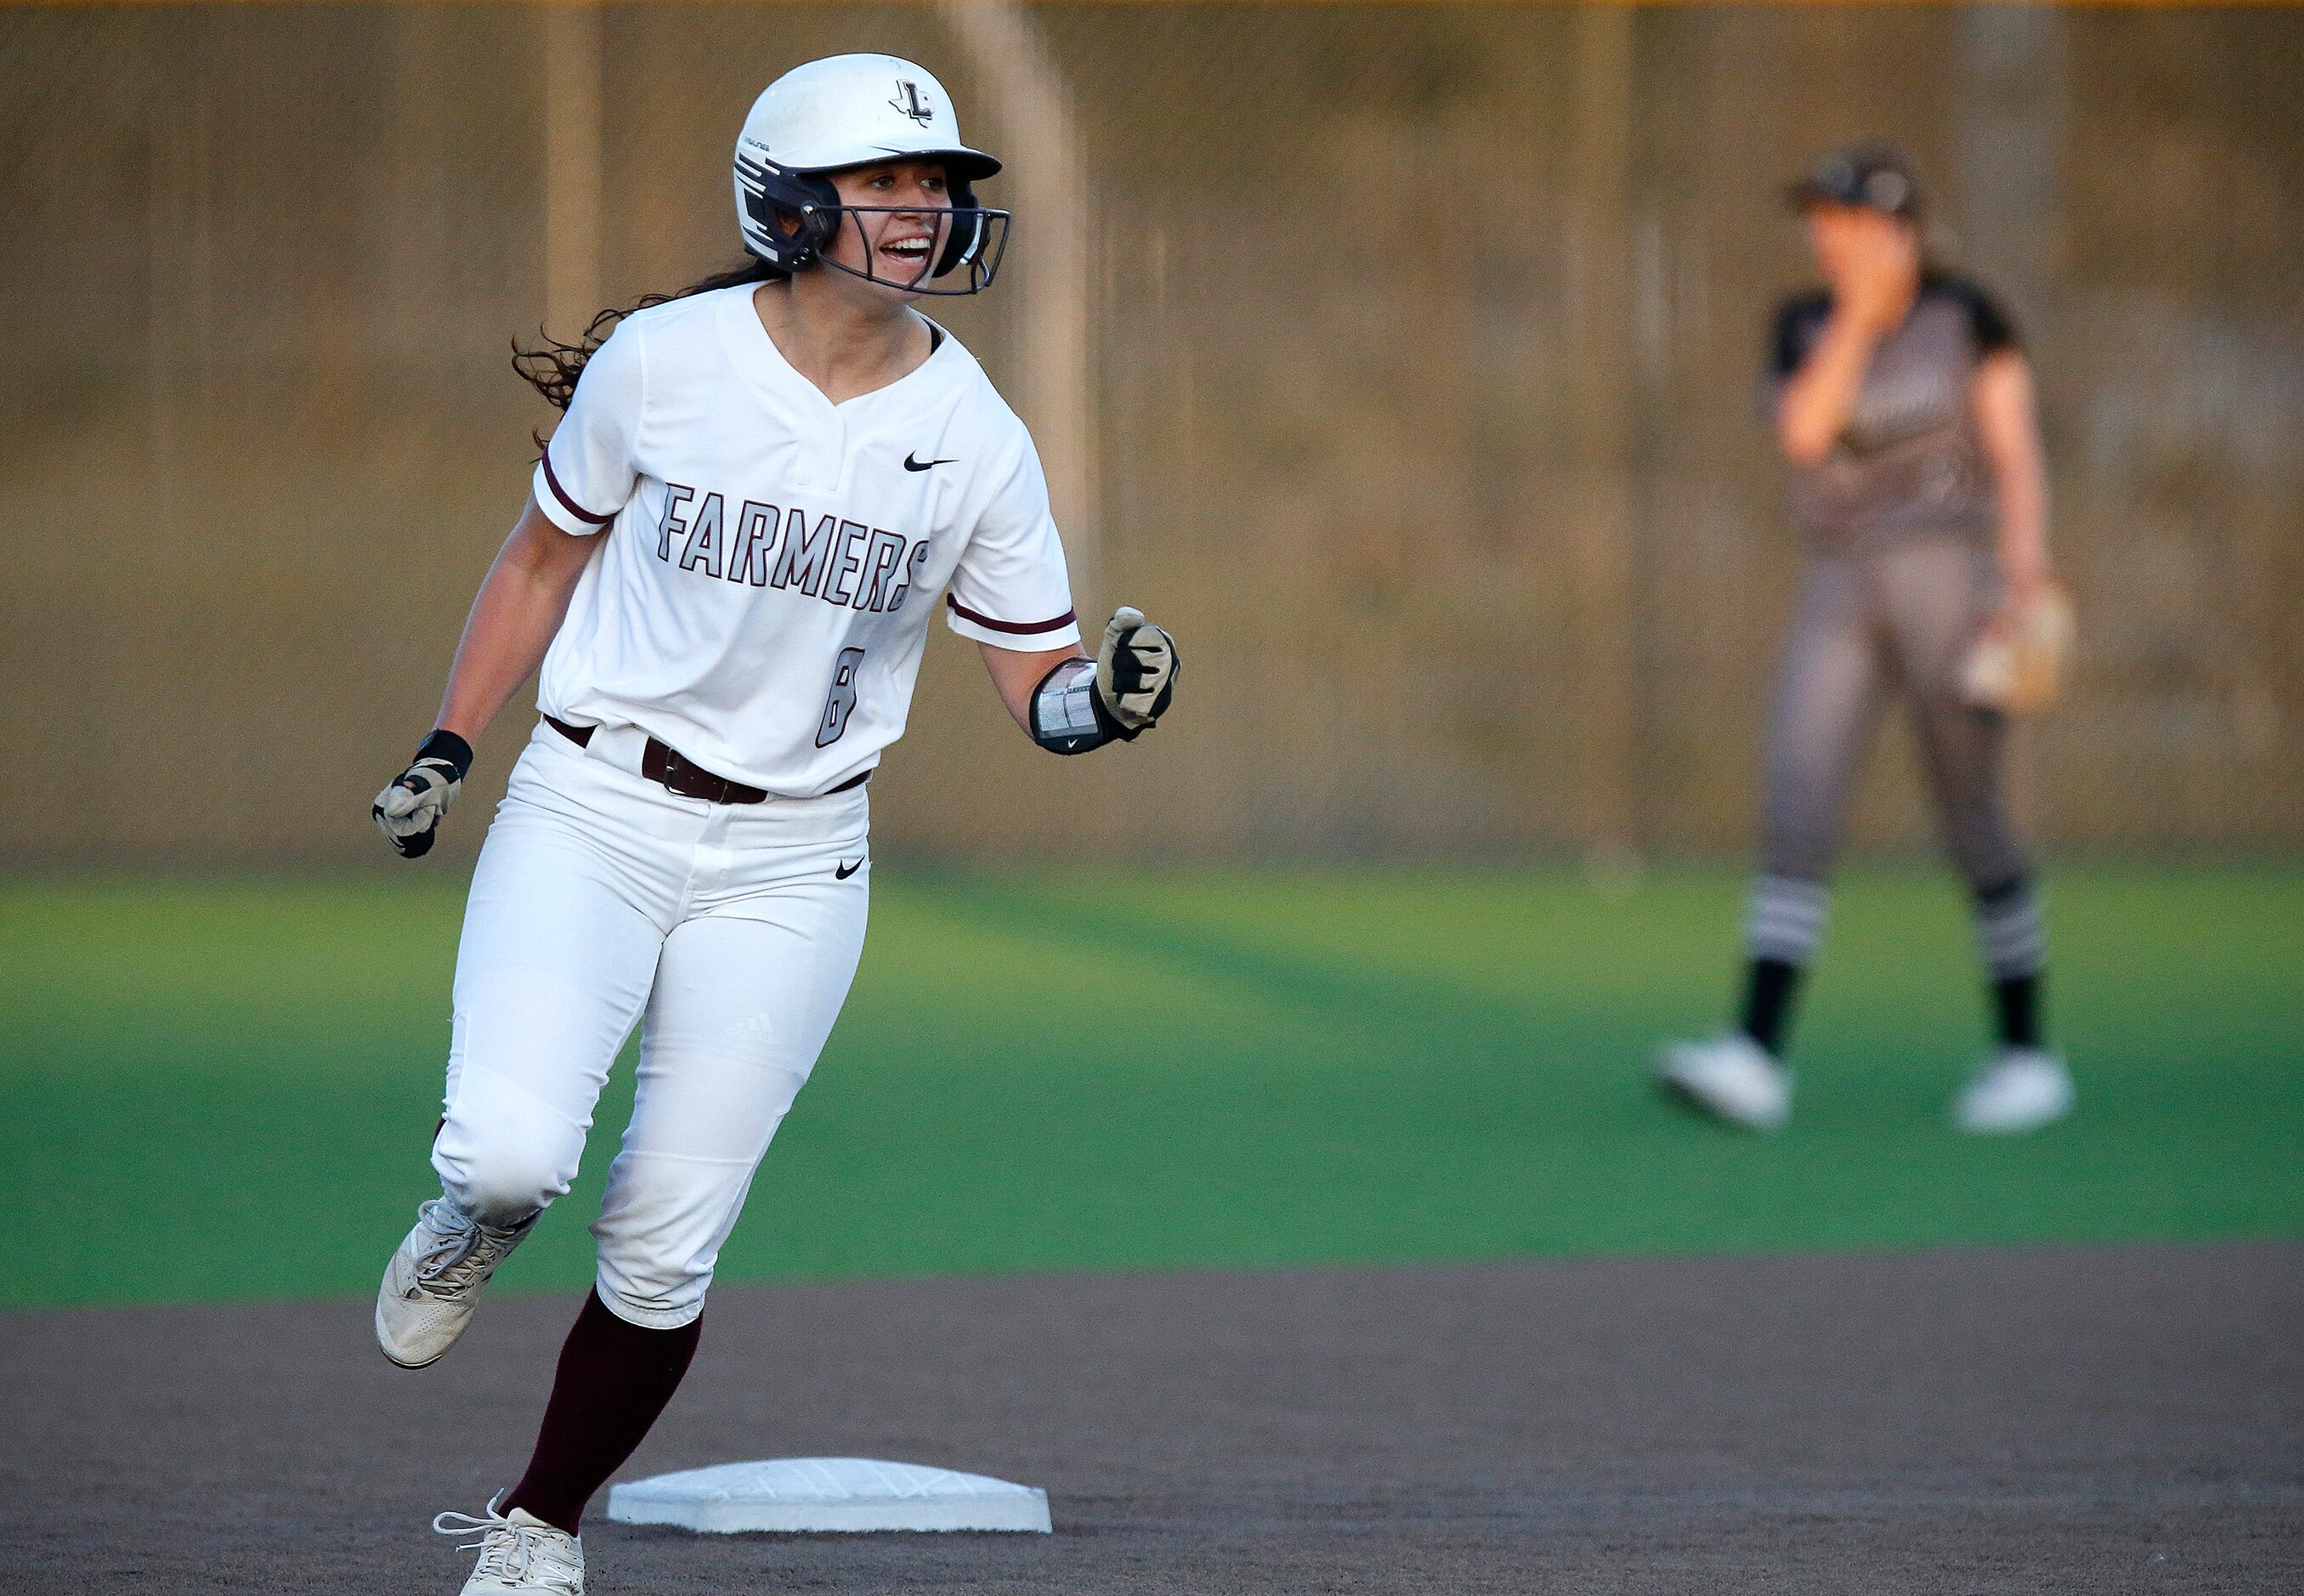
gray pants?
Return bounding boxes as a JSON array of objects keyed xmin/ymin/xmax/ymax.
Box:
[{"xmin": 1746, "ymin": 536, "xmax": 2043, "ymax": 980}]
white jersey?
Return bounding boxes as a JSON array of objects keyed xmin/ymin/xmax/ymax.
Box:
[{"xmin": 529, "ymin": 283, "xmax": 1081, "ymax": 795}]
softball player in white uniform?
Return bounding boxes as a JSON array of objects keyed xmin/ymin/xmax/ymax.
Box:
[{"xmin": 368, "ymin": 55, "xmax": 1178, "ymax": 1595}]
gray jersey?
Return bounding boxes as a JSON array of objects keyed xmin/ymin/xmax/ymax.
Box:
[{"xmin": 1769, "ymin": 273, "xmax": 2019, "ymax": 546}]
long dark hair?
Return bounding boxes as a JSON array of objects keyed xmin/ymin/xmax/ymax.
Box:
[{"xmin": 512, "ymin": 258, "xmax": 777, "ymax": 434}]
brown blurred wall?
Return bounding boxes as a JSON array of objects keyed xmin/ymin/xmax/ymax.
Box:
[{"xmin": 3, "ymin": 3, "xmax": 2297, "ymax": 865}]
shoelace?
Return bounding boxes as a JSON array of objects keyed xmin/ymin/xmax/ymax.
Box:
[
  {"xmin": 433, "ymin": 1507, "xmax": 580, "ymax": 1593},
  {"xmin": 409, "ymin": 1200, "xmax": 525, "ymax": 1292},
  {"xmin": 411, "ymin": 1203, "xmax": 478, "ymax": 1276}
]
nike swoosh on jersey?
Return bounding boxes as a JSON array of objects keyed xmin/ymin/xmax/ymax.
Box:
[
  {"xmin": 835, "ymin": 858, "xmax": 863, "ymax": 880},
  {"xmin": 903, "ymin": 453, "xmax": 957, "ymax": 472}
]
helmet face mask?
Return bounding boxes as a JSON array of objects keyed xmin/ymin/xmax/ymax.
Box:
[
  {"xmin": 732, "ymin": 54, "xmax": 1009, "ymax": 297},
  {"xmin": 734, "ymin": 150, "xmax": 1010, "ymax": 295},
  {"xmin": 806, "ymin": 201, "xmax": 1011, "ymax": 297}
]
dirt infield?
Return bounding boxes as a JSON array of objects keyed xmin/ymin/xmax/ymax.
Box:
[{"xmin": 4, "ymin": 1243, "xmax": 2298, "ymax": 1593}]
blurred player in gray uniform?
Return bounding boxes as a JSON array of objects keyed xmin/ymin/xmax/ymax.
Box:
[{"xmin": 1657, "ymin": 145, "xmax": 2075, "ymax": 1135}]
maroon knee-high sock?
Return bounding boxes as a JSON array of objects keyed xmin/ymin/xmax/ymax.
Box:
[{"xmin": 502, "ymin": 1288, "xmax": 703, "ymax": 1534}]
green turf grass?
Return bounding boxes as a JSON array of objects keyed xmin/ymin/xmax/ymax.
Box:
[{"xmin": 2, "ymin": 865, "xmax": 2298, "ymax": 1310}]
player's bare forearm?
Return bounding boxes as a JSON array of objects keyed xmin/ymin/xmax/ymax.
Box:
[
  {"xmin": 1973, "ymin": 351, "xmax": 2051, "ymax": 604},
  {"xmin": 1777, "ymin": 309, "xmax": 1885, "ymax": 466},
  {"xmin": 435, "ymin": 496, "xmax": 597, "ymax": 741},
  {"xmin": 979, "ymin": 641, "xmax": 1083, "ymax": 734},
  {"xmin": 1780, "ymin": 218, "xmax": 1918, "ymax": 465}
]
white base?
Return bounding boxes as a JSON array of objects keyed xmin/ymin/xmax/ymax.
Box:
[{"xmin": 605, "ymin": 1457, "xmax": 1053, "ymax": 1534}]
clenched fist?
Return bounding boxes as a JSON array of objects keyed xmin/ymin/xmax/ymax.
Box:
[
  {"xmin": 1093, "ymin": 606, "xmax": 1179, "ymax": 737},
  {"xmin": 372, "ymin": 730, "xmax": 475, "ymax": 858}
]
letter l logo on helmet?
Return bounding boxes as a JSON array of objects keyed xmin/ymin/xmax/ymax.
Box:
[{"xmin": 890, "ymin": 81, "xmax": 933, "ymax": 126}]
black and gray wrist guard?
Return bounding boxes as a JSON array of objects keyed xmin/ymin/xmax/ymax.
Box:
[{"xmin": 1030, "ymin": 657, "xmax": 1128, "ymax": 756}]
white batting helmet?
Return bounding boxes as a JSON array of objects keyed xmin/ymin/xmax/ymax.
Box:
[{"xmin": 733, "ymin": 54, "xmax": 1007, "ymax": 294}]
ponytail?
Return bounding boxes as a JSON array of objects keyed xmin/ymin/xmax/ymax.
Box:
[{"xmin": 512, "ymin": 258, "xmax": 778, "ymax": 433}]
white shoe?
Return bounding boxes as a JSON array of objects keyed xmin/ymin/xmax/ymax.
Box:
[
  {"xmin": 435, "ymin": 1498, "xmax": 584, "ymax": 1595},
  {"xmin": 1952, "ymin": 1047, "xmax": 2075, "ymax": 1135},
  {"xmin": 1656, "ymin": 1034, "xmax": 1792, "ymax": 1131},
  {"xmin": 376, "ymin": 1197, "xmax": 536, "ymax": 1369}
]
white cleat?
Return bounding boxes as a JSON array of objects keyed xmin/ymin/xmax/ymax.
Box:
[
  {"xmin": 435, "ymin": 1498, "xmax": 584, "ymax": 1595},
  {"xmin": 376, "ymin": 1197, "xmax": 536, "ymax": 1369},
  {"xmin": 1656, "ymin": 1034, "xmax": 1792, "ymax": 1132},
  {"xmin": 1952, "ymin": 1047, "xmax": 2075, "ymax": 1135}
]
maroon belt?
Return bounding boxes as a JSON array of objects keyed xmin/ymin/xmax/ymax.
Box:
[{"xmin": 546, "ymin": 716, "xmax": 868, "ymax": 803}]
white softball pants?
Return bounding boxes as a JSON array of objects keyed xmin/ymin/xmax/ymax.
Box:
[{"xmin": 432, "ymin": 722, "xmax": 870, "ymax": 1328}]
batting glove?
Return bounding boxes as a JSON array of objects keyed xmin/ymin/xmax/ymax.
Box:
[
  {"xmin": 1093, "ymin": 606, "xmax": 1179, "ymax": 738},
  {"xmin": 372, "ymin": 730, "xmax": 474, "ymax": 858}
]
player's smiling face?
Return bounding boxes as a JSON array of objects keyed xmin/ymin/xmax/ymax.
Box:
[{"xmin": 822, "ymin": 160, "xmax": 952, "ymax": 300}]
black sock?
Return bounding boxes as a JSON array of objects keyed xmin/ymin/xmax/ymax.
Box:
[
  {"xmin": 1993, "ymin": 971, "xmax": 2044, "ymax": 1050},
  {"xmin": 1739, "ymin": 958, "xmax": 1803, "ymax": 1057},
  {"xmin": 502, "ymin": 1288, "xmax": 704, "ymax": 1535}
]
